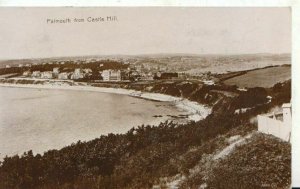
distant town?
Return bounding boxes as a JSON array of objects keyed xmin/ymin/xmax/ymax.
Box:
[
  {"xmin": 1, "ymin": 57, "xmax": 217, "ymax": 85},
  {"xmin": 0, "ymin": 54, "xmax": 291, "ymax": 86}
]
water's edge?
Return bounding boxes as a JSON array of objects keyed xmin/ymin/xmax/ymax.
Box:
[{"xmin": 0, "ymin": 83, "xmax": 211, "ymax": 122}]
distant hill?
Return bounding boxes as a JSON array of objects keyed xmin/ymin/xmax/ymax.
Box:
[{"xmin": 0, "ymin": 54, "xmax": 291, "ymax": 73}]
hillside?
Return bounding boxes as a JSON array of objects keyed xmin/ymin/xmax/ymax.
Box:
[
  {"xmin": 0, "ymin": 78, "xmax": 291, "ymax": 189},
  {"xmin": 223, "ymin": 66, "xmax": 291, "ymax": 88},
  {"xmin": 0, "ymin": 54, "xmax": 290, "ymax": 74}
]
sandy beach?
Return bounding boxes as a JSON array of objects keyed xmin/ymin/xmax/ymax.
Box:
[{"xmin": 0, "ymin": 82, "xmax": 211, "ymax": 122}]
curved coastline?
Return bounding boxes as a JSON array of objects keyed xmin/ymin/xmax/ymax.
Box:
[{"xmin": 0, "ymin": 82, "xmax": 212, "ymax": 122}]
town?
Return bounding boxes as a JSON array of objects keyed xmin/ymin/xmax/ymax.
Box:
[{"xmin": 2, "ymin": 58, "xmax": 216, "ymax": 85}]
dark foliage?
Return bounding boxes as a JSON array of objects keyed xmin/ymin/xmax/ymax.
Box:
[
  {"xmin": 0, "ymin": 60, "xmax": 127, "ymax": 76},
  {"xmin": 0, "ymin": 111, "xmax": 244, "ymax": 188},
  {"xmin": 206, "ymin": 134, "xmax": 291, "ymax": 189},
  {"xmin": 0, "ymin": 79, "xmax": 291, "ymax": 189}
]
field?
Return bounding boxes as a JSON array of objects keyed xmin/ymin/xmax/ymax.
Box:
[{"xmin": 224, "ymin": 66, "xmax": 291, "ymax": 88}]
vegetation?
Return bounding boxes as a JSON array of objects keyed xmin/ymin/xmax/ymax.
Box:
[
  {"xmin": 0, "ymin": 79, "xmax": 291, "ymax": 189},
  {"xmin": 0, "ymin": 113, "xmax": 246, "ymax": 189},
  {"xmin": 0, "ymin": 60, "xmax": 128, "ymax": 76},
  {"xmin": 223, "ymin": 65, "xmax": 291, "ymax": 88},
  {"xmin": 206, "ymin": 133, "xmax": 291, "ymax": 189},
  {"xmin": 179, "ymin": 132, "xmax": 291, "ymax": 189}
]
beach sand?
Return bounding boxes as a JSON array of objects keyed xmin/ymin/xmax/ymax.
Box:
[{"xmin": 0, "ymin": 82, "xmax": 212, "ymax": 122}]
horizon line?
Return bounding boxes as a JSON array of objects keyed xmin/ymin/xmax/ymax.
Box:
[{"xmin": 0, "ymin": 52, "xmax": 291, "ymax": 62}]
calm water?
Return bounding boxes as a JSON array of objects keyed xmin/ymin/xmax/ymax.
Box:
[{"xmin": 0, "ymin": 87, "xmax": 184, "ymax": 159}]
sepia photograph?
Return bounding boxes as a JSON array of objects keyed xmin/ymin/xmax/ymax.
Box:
[{"xmin": 0, "ymin": 7, "xmax": 292, "ymax": 188}]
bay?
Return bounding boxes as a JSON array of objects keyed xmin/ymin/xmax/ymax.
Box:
[{"xmin": 0, "ymin": 87, "xmax": 184, "ymax": 159}]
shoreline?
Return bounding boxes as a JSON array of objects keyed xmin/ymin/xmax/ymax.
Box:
[{"xmin": 0, "ymin": 82, "xmax": 211, "ymax": 122}]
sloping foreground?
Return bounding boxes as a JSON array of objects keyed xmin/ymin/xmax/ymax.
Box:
[
  {"xmin": 179, "ymin": 133, "xmax": 291, "ymax": 189},
  {"xmin": 0, "ymin": 121, "xmax": 290, "ymax": 189}
]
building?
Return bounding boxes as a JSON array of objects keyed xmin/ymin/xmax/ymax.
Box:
[
  {"xmin": 158, "ymin": 72, "xmax": 178, "ymax": 80},
  {"xmin": 40, "ymin": 71, "xmax": 53, "ymax": 79},
  {"xmin": 71, "ymin": 68, "xmax": 84, "ymax": 80},
  {"xmin": 203, "ymin": 80, "xmax": 215, "ymax": 86},
  {"xmin": 257, "ymin": 103, "xmax": 292, "ymax": 142},
  {"xmin": 102, "ymin": 69, "xmax": 122, "ymax": 81},
  {"xmin": 83, "ymin": 68, "xmax": 92, "ymax": 74},
  {"xmin": 58, "ymin": 72, "xmax": 70, "ymax": 80},
  {"xmin": 53, "ymin": 67, "xmax": 60, "ymax": 78},
  {"xmin": 5, "ymin": 65, "xmax": 11, "ymax": 68},
  {"xmin": 178, "ymin": 72, "xmax": 187, "ymax": 79},
  {"xmin": 32, "ymin": 71, "xmax": 41, "ymax": 78},
  {"xmin": 237, "ymin": 88, "xmax": 248, "ymax": 92},
  {"xmin": 53, "ymin": 67, "xmax": 60, "ymax": 74},
  {"xmin": 23, "ymin": 71, "xmax": 32, "ymax": 76},
  {"xmin": 82, "ymin": 68, "xmax": 93, "ymax": 78}
]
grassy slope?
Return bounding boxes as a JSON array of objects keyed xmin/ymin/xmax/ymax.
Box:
[
  {"xmin": 179, "ymin": 131, "xmax": 291, "ymax": 189},
  {"xmin": 223, "ymin": 66, "xmax": 291, "ymax": 88},
  {"xmin": 206, "ymin": 133, "xmax": 291, "ymax": 189}
]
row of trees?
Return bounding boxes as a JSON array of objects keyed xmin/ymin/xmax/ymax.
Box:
[{"xmin": 0, "ymin": 60, "xmax": 128, "ymax": 76}]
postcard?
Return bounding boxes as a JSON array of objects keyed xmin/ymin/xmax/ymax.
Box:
[{"xmin": 0, "ymin": 6, "xmax": 295, "ymax": 188}]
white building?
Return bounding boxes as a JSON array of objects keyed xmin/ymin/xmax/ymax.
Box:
[
  {"xmin": 53, "ymin": 67, "xmax": 60, "ymax": 74},
  {"xmin": 53, "ymin": 67, "xmax": 60, "ymax": 78},
  {"xmin": 58, "ymin": 72, "xmax": 70, "ymax": 80},
  {"xmin": 237, "ymin": 88, "xmax": 248, "ymax": 92},
  {"xmin": 102, "ymin": 69, "xmax": 121, "ymax": 81},
  {"xmin": 5, "ymin": 65, "xmax": 11, "ymax": 68},
  {"xmin": 71, "ymin": 68, "xmax": 84, "ymax": 80},
  {"xmin": 83, "ymin": 68, "xmax": 92, "ymax": 74},
  {"xmin": 23, "ymin": 71, "xmax": 32, "ymax": 76},
  {"xmin": 257, "ymin": 103, "xmax": 292, "ymax": 142},
  {"xmin": 32, "ymin": 71, "xmax": 41, "ymax": 78},
  {"xmin": 40, "ymin": 71, "xmax": 53, "ymax": 79},
  {"xmin": 203, "ymin": 80, "xmax": 215, "ymax": 86}
]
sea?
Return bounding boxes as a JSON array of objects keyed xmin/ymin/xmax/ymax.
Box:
[{"xmin": 0, "ymin": 86, "xmax": 185, "ymax": 159}]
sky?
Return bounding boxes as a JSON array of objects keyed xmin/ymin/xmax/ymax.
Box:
[{"xmin": 0, "ymin": 7, "xmax": 291, "ymax": 60}]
